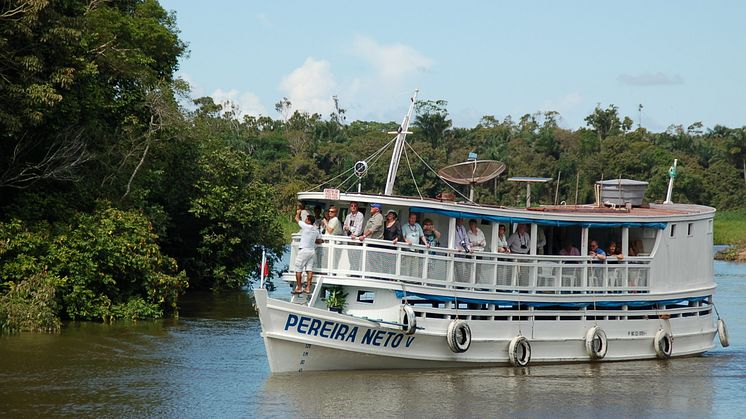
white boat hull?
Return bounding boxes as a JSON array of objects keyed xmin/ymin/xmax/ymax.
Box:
[{"xmin": 254, "ymin": 289, "xmax": 716, "ymax": 373}]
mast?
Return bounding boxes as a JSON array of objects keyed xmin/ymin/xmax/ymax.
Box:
[{"xmin": 384, "ymin": 89, "xmax": 419, "ymax": 196}]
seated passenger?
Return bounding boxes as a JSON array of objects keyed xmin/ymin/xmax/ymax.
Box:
[
  {"xmin": 383, "ymin": 209, "xmax": 403, "ymax": 244},
  {"xmin": 496, "ymin": 224, "xmax": 510, "ymax": 253},
  {"xmin": 559, "ymin": 241, "xmax": 580, "ymax": 256},
  {"xmin": 507, "ymin": 223, "xmax": 530, "ymax": 254},
  {"xmin": 588, "ymin": 240, "xmax": 607, "ymax": 261},
  {"xmin": 422, "ymin": 218, "xmax": 441, "ymax": 248},
  {"xmin": 467, "ymin": 219, "xmax": 487, "ymax": 252},
  {"xmin": 607, "ymin": 241, "xmax": 624, "ymax": 260}
]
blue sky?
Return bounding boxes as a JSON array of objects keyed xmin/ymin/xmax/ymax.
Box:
[{"xmin": 160, "ymin": 0, "xmax": 746, "ymax": 131}]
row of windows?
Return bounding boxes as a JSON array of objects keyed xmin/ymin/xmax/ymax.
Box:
[{"xmin": 670, "ymin": 220, "xmax": 713, "ymax": 238}]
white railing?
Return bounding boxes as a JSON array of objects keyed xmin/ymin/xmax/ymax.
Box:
[{"xmin": 289, "ymin": 235, "xmax": 651, "ymax": 294}]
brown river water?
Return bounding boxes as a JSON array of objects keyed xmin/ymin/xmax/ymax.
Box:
[{"xmin": 1, "ymin": 260, "xmax": 745, "ymax": 418}]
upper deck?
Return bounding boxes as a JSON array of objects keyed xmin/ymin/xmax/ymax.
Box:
[{"xmin": 297, "ymin": 191, "xmax": 716, "ymax": 225}]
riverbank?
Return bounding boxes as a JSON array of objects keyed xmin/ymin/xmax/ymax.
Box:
[{"xmin": 714, "ymin": 209, "xmax": 746, "ymax": 261}]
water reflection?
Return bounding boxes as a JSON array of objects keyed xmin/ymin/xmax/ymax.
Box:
[
  {"xmin": 262, "ymin": 358, "xmax": 725, "ymax": 417},
  {"xmin": 0, "ymin": 259, "xmax": 743, "ymax": 417}
]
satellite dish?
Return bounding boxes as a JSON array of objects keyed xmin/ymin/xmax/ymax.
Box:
[{"xmin": 438, "ymin": 160, "xmax": 506, "ymax": 201}]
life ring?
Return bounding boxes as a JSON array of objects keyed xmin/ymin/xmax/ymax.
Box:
[
  {"xmin": 446, "ymin": 320, "xmax": 471, "ymax": 353},
  {"xmin": 400, "ymin": 305, "xmax": 417, "ymax": 335},
  {"xmin": 508, "ymin": 336, "xmax": 531, "ymax": 367},
  {"xmin": 718, "ymin": 319, "xmax": 730, "ymax": 348},
  {"xmin": 654, "ymin": 329, "xmax": 673, "ymax": 359},
  {"xmin": 585, "ymin": 326, "xmax": 608, "ymax": 360}
]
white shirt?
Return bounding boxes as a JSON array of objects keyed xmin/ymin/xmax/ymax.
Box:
[
  {"xmin": 344, "ymin": 211, "xmax": 365, "ymax": 236},
  {"xmin": 298, "ymin": 221, "xmax": 320, "ymax": 249},
  {"xmin": 467, "ymin": 228, "xmax": 486, "ymax": 252},
  {"xmin": 496, "ymin": 234, "xmax": 508, "ymax": 250}
]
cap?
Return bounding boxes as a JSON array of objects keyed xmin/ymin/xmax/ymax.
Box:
[{"xmin": 370, "ymin": 203, "xmax": 382, "ymax": 209}]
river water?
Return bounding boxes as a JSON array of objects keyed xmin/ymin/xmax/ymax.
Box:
[{"xmin": 1, "ymin": 260, "xmax": 745, "ymax": 418}]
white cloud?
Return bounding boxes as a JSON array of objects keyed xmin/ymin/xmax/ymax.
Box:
[
  {"xmin": 540, "ymin": 92, "xmax": 583, "ymax": 114},
  {"xmin": 351, "ymin": 35, "xmax": 432, "ymax": 82},
  {"xmin": 279, "ymin": 57, "xmax": 337, "ymax": 116},
  {"xmin": 617, "ymin": 72, "xmax": 684, "ymax": 86},
  {"xmin": 211, "ymin": 88, "xmax": 267, "ymax": 117}
]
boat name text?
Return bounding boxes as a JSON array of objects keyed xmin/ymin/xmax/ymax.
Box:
[{"xmin": 284, "ymin": 314, "xmax": 415, "ymax": 349}]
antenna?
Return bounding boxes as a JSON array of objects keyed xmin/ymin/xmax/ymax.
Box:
[{"xmin": 384, "ymin": 90, "xmax": 418, "ymax": 195}]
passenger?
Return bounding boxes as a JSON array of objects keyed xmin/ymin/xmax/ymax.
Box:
[
  {"xmin": 629, "ymin": 239, "xmax": 644, "ymax": 256},
  {"xmin": 496, "ymin": 224, "xmax": 510, "ymax": 253},
  {"xmin": 536, "ymin": 227, "xmax": 547, "ymax": 255},
  {"xmin": 322, "ymin": 205, "xmax": 343, "ymax": 235},
  {"xmin": 294, "ymin": 208, "xmax": 322, "ymax": 294},
  {"xmin": 607, "ymin": 241, "xmax": 624, "ymax": 259},
  {"xmin": 359, "ymin": 203, "xmax": 384, "ymax": 240},
  {"xmin": 422, "ymin": 218, "xmax": 441, "ymax": 248},
  {"xmin": 344, "ymin": 201, "xmax": 365, "ymax": 238},
  {"xmin": 588, "ymin": 240, "xmax": 607, "ymax": 261},
  {"xmin": 402, "ymin": 213, "xmax": 427, "ymax": 246},
  {"xmin": 467, "ymin": 219, "xmax": 487, "ymax": 252},
  {"xmin": 383, "ymin": 209, "xmax": 403, "ymax": 244},
  {"xmin": 507, "ymin": 223, "xmax": 530, "ymax": 254},
  {"xmin": 559, "ymin": 241, "xmax": 580, "ymax": 256},
  {"xmin": 313, "ymin": 206, "xmax": 324, "ymax": 231},
  {"xmin": 455, "ymin": 218, "xmax": 471, "ymax": 252}
]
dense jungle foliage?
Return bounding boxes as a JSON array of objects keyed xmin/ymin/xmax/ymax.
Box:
[{"xmin": 2, "ymin": 1, "xmax": 746, "ymax": 332}]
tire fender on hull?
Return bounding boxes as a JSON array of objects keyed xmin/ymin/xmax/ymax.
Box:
[
  {"xmin": 508, "ymin": 336, "xmax": 531, "ymax": 367},
  {"xmin": 585, "ymin": 326, "xmax": 608, "ymax": 360},
  {"xmin": 446, "ymin": 320, "xmax": 471, "ymax": 353},
  {"xmin": 400, "ymin": 305, "xmax": 417, "ymax": 335},
  {"xmin": 718, "ymin": 319, "xmax": 729, "ymax": 348},
  {"xmin": 654, "ymin": 329, "xmax": 673, "ymax": 359}
]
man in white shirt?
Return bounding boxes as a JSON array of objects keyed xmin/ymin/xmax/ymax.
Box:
[
  {"xmin": 467, "ymin": 219, "xmax": 487, "ymax": 252},
  {"xmin": 343, "ymin": 201, "xmax": 365, "ymax": 238},
  {"xmin": 507, "ymin": 223, "xmax": 531, "ymax": 254},
  {"xmin": 294, "ymin": 209, "xmax": 322, "ymax": 294}
]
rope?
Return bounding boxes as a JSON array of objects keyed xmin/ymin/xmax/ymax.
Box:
[
  {"xmin": 404, "ymin": 141, "xmax": 477, "ymax": 205},
  {"xmin": 307, "ymin": 136, "xmax": 398, "ymax": 192},
  {"xmin": 403, "ymin": 145, "xmax": 423, "ymax": 199}
]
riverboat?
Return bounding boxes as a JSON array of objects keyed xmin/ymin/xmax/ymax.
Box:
[{"xmin": 254, "ymin": 92, "xmax": 730, "ymax": 373}]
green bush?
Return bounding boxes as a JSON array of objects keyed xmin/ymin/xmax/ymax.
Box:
[
  {"xmin": 0, "ymin": 272, "xmax": 61, "ymax": 334},
  {"xmin": 0, "ymin": 204, "xmax": 188, "ymax": 332}
]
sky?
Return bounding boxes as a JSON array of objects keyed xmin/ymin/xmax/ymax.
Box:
[{"xmin": 160, "ymin": 0, "xmax": 746, "ymax": 131}]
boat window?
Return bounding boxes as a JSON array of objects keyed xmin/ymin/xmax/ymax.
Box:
[
  {"xmin": 687, "ymin": 223, "xmax": 694, "ymax": 237},
  {"xmin": 356, "ymin": 290, "xmax": 375, "ymax": 303},
  {"xmin": 552, "ymin": 226, "xmax": 582, "ymax": 255},
  {"xmin": 586, "ymin": 227, "xmax": 622, "ymax": 255},
  {"xmin": 628, "ymin": 227, "xmax": 655, "ymax": 256},
  {"xmin": 670, "ymin": 224, "xmax": 677, "ymax": 238}
]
